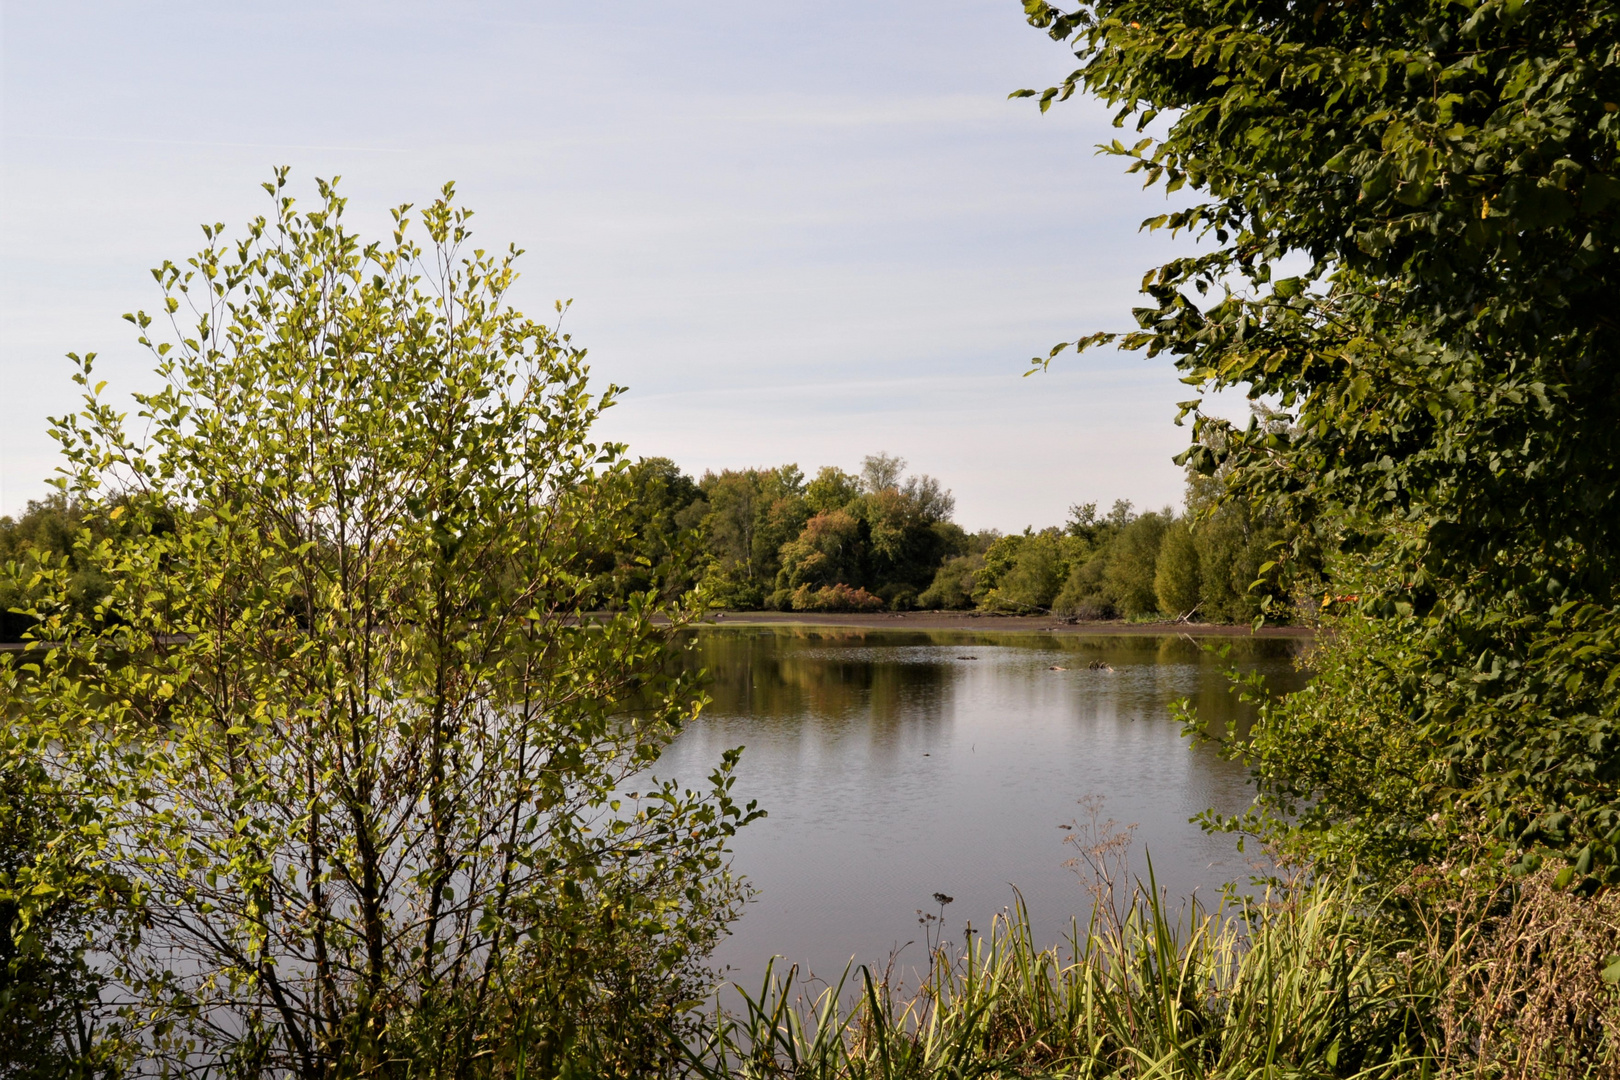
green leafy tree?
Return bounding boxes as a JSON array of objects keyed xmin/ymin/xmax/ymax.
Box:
[
  {"xmin": 970, "ymin": 532, "xmax": 1024, "ymax": 608},
  {"xmin": 4, "ymin": 174, "xmax": 760, "ymax": 1076},
  {"xmin": 1154, "ymin": 519, "xmax": 1201, "ymax": 618},
  {"xmin": 0, "ymin": 731, "xmax": 119, "ymax": 1079},
  {"xmin": 770, "ymin": 455, "xmax": 960, "ymax": 610},
  {"xmin": 1052, "ymin": 558, "xmax": 1111, "ymax": 619},
  {"xmin": 917, "ymin": 554, "xmax": 984, "ymax": 610},
  {"xmin": 1050, "ymin": 502, "xmax": 1130, "ymax": 618},
  {"xmin": 804, "ymin": 466, "xmax": 861, "ymax": 515},
  {"xmin": 1208, "ymin": 581, "xmax": 1446, "ymax": 885},
  {"xmin": 850, "ymin": 460, "xmax": 960, "ymax": 606},
  {"xmin": 601, "ymin": 456, "xmax": 705, "ymax": 605},
  {"xmin": 697, "ymin": 467, "xmax": 807, "ymax": 608},
  {"xmin": 987, "ymin": 529, "xmax": 1069, "ymax": 612},
  {"xmin": 1103, "ymin": 512, "xmax": 1169, "ymax": 618},
  {"xmin": 1020, "ymin": 0, "xmax": 1620, "ymax": 879},
  {"xmin": 0, "ymin": 497, "xmax": 117, "ymax": 643},
  {"xmin": 0, "ymin": 496, "xmax": 84, "ymax": 563},
  {"xmin": 1184, "ymin": 470, "xmax": 1293, "ymax": 624},
  {"xmin": 775, "ymin": 510, "xmax": 865, "ymax": 595},
  {"xmin": 918, "ymin": 532, "xmax": 995, "ymax": 611},
  {"xmin": 857, "ymin": 453, "xmax": 906, "ymax": 495},
  {"xmin": 696, "ymin": 471, "xmax": 763, "ymax": 599}
]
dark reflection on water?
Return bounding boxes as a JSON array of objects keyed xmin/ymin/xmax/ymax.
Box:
[{"xmin": 654, "ymin": 627, "xmax": 1309, "ymax": 986}]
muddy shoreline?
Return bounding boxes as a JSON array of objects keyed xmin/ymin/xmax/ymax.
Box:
[
  {"xmin": 1, "ymin": 613, "xmax": 1313, "ymax": 652},
  {"xmin": 691, "ymin": 610, "xmax": 1312, "ymax": 637}
]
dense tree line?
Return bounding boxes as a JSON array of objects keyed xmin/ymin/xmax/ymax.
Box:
[
  {"xmin": 596, "ymin": 452, "xmax": 963, "ymax": 613},
  {"xmin": 2, "ymin": 452, "xmax": 1302, "ymax": 641},
  {"xmin": 919, "ymin": 476, "xmax": 1294, "ymax": 621},
  {"xmin": 580, "ymin": 450, "xmax": 1301, "ymax": 621},
  {"xmin": 0, "ymin": 495, "xmax": 114, "ymax": 643}
]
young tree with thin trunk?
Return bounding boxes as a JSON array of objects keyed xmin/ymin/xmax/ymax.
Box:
[{"xmin": 6, "ymin": 171, "xmax": 759, "ymax": 1077}]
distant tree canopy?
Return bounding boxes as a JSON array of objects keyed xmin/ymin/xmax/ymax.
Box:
[
  {"xmin": 1, "ymin": 455, "xmax": 1300, "ymax": 640},
  {"xmin": 0, "ymin": 495, "xmax": 132, "ymax": 643},
  {"xmin": 919, "ymin": 487, "xmax": 1291, "ymax": 622},
  {"xmin": 558, "ymin": 452, "xmax": 1302, "ymax": 622},
  {"xmin": 592, "ymin": 454, "xmax": 970, "ymax": 614}
]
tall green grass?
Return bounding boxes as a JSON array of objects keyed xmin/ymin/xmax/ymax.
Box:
[
  {"xmin": 490, "ymin": 862, "xmax": 1620, "ymax": 1078},
  {"xmin": 686, "ymin": 872, "xmax": 1436, "ymax": 1080}
]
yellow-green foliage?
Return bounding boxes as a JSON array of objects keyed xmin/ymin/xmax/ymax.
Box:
[
  {"xmin": 691, "ymin": 867, "xmax": 1620, "ymax": 1080},
  {"xmin": 1153, "ymin": 521, "xmax": 1201, "ymax": 618},
  {"xmin": 1102, "ymin": 514, "xmax": 1169, "ymax": 618},
  {"xmin": 0, "ymin": 496, "xmax": 117, "ymax": 643},
  {"xmin": 6, "ymin": 174, "xmax": 761, "ymax": 1077}
]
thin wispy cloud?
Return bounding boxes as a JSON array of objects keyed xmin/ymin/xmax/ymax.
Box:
[
  {"xmin": 709, "ymin": 95, "xmax": 1017, "ymax": 127},
  {"xmin": 10, "ymin": 132, "xmax": 409, "ymax": 153}
]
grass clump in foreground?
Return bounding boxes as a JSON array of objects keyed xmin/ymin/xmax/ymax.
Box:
[{"xmin": 685, "ymin": 866, "xmax": 1620, "ymax": 1080}]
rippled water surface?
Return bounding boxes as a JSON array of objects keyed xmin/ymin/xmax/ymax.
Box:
[{"xmin": 653, "ymin": 626, "xmax": 1309, "ymax": 985}]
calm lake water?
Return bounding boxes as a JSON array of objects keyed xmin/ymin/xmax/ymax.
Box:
[{"xmin": 654, "ymin": 626, "xmax": 1310, "ymax": 987}]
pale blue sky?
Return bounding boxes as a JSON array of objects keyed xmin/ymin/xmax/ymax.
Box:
[{"xmin": 1, "ymin": 1, "xmax": 1231, "ymax": 531}]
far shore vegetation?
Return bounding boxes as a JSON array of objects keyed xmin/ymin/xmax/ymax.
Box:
[
  {"xmin": 0, "ymin": 448, "xmax": 1305, "ymax": 646},
  {"xmin": 596, "ymin": 448, "xmax": 1309, "ymax": 624}
]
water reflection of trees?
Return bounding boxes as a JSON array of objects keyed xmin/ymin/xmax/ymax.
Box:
[
  {"xmin": 683, "ymin": 628, "xmax": 960, "ymax": 730},
  {"xmin": 675, "ymin": 627, "xmax": 1307, "ymax": 743},
  {"xmin": 1040, "ymin": 634, "xmax": 1307, "ymax": 742}
]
